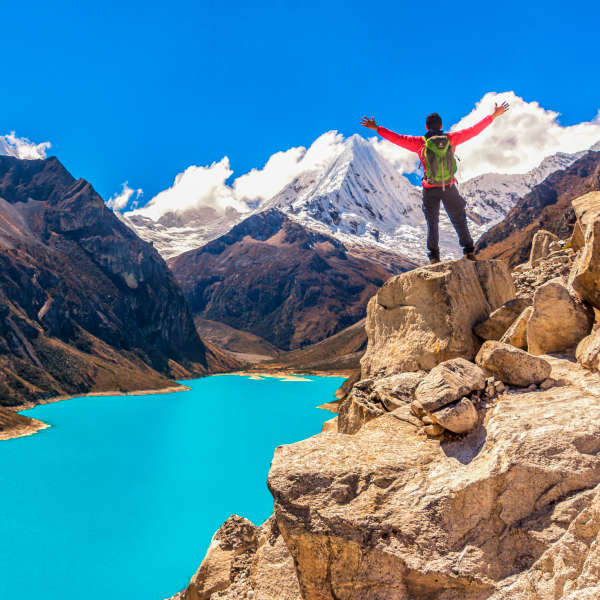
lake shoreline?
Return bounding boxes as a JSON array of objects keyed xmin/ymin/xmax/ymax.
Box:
[
  {"xmin": 2, "ymin": 384, "xmax": 192, "ymax": 442},
  {"xmin": 2, "ymin": 370, "xmax": 348, "ymax": 442}
]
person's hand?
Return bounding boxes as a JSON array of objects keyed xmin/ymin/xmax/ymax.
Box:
[
  {"xmin": 360, "ymin": 116, "xmax": 378, "ymax": 131},
  {"xmin": 492, "ymin": 102, "xmax": 510, "ymax": 119}
]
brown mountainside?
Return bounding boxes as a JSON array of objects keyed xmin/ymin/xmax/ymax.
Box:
[
  {"xmin": 0, "ymin": 156, "xmax": 238, "ymax": 407},
  {"xmin": 169, "ymin": 209, "xmax": 418, "ymax": 351},
  {"xmin": 476, "ymin": 151, "xmax": 600, "ymax": 265}
]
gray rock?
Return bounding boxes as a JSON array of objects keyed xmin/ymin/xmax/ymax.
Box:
[
  {"xmin": 415, "ymin": 358, "xmax": 486, "ymax": 412},
  {"xmin": 476, "ymin": 341, "xmax": 552, "ymax": 387},
  {"xmin": 431, "ymin": 398, "xmax": 479, "ymax": 434},
  {"xmin": 474, "ymin": 297, "xmax": 532, "ymax": 341}
]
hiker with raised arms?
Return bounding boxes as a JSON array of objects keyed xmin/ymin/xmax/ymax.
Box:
[{"xmin": 361, "ymin": 102, "xmax": 509, "ymax": 264}]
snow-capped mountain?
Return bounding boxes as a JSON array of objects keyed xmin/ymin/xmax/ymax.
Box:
[
  {"xmin": 460, "ymin": 140, "xmax": 600, "ymax": 227},
  {"xmin": 263, "ymin": 134, "xmax": 483, "ymax": 260},
  {"xmin": 116, "ymin": 205, "xmax": 246, "ymax": 259},
  {"xmin": 118, "ymin": 135, "xmax": 600, "ymax": 262}
]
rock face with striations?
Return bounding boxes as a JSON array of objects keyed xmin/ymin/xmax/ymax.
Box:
[
  {"xmin": 0, "ymin": 155, "xmax": 238, "ymax": 407},
  {"xmin": 361, "ymin": 259, "xmax": 515, "ymax": 377}
]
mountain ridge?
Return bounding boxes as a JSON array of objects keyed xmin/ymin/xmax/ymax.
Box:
[{"xmin": 0, "ymin": 155, "xmax": 238, "ymax": 407}]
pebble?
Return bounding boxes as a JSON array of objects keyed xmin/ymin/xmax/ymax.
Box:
[{"xmin": 539, "ymin": 378, "xmax": 555, "ymax": 390}]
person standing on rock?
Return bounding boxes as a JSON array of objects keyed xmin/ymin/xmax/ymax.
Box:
[{"xmin": 361, "ymin": 102, "xmax": 509, "ymax": 264}]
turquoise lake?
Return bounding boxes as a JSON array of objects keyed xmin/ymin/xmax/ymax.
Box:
[{"xmin": 0, "ymin": 374, "xmax": 343, "ymax": 600}]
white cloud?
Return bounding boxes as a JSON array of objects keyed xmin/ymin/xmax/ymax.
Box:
[
  {"xmin": 448, "ymin": 91, "xmax": 600, "ymax": 181},
  {"xmin": 106, "ymin": 182, "xmax": 143, "ymax": 211},
  {"xmin": 127, "ymin": 131, "xmax": 345, "ymax": 221},
  {"xmin": 0, "ymin": 132, "xmax": 51, "ymax": 160}
]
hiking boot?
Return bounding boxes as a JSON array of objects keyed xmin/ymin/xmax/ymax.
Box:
[
  {"xmin": 464, "ymin": 252, "xmax": 477, "ymax": 262},
  {"xmin": 429, "ymin": 258, "xmax": 440, "ymax": 265}
]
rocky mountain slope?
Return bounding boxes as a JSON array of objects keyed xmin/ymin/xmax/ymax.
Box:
[
  {"xmin": 0, "ymin": 155, "xmax": 238, "ymax": 408},
  {"xmin": 169, "ymin": 192, "xmax": 600, "ymax": 600},
  {"xmin": 460, "ymin": 140, "xmax": 600, "ymax": 227},
  {"xmin": 169, "ymin": 209, "xmax": 417, "ymax": 351},
  {"xmin": 476, "ymin": 151, "xmax": 600, "ymax": 265}
]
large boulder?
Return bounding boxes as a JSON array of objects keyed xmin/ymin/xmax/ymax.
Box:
[
  {"xmin": 527, "ymin": 278, "xmax": 594, "ymax": 355},
  {"xmin": 361, "ymin": 260, "xmax": 515, "ymax": 377},
  {"xmin": 476, "ymin": 340, "xmax": 552, "ymax": 386},
  {"xmin": 372, "ymin": 371, "xmax": 427, "ymax": 405},
  {"xmin": 569, "ymin": 217, "xmax": 600, "ymax": 310},
  {"xmin": 500, "ymin": 305, "xmax": 534, "ymax": 350},
  {"xmin": 474, "ymin": 297, "xmax": 532, "ymax": 341},
  {"xmin": 415, "ymin": 357, "xmax": 486, "ymax": 412},
  {"xmin": 268, "ymin": 356, "xmax": 600, "ymax": 600},
  {"xmin": 430, "ymin": 397, "xmax": 478, "ymax": 434},
  {"xmin": 576, "ymin": 329, "xmax": 600, "ymax": 372},
  {"xmin": 530, "ymin": 229, "xmax": 559, "ymax": 263}
]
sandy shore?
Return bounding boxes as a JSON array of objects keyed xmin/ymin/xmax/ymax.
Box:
[{"xmin": 1, "ymin": 384, "xmax": 192, "ymax": 442}]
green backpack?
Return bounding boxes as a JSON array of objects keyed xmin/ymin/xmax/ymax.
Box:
[{"xmin": 423, "ymin": 134, "xmax": 457, "ymax": 190}]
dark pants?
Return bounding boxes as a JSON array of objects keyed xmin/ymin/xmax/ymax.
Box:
[{"xmin": 422, "ymin": 184, "xmax": 475, "ymax": 260}]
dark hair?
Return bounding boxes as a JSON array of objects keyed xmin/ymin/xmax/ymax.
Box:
[{"xmin": 426, "ymin": 113, "xmax": 442, "ymax": 130}]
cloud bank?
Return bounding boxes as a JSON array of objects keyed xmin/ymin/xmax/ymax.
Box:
[
  {"xmin": 106, "ymin": 182, "xmax": 143, "ymax": 211},
  {"xmin": 127, "ymin": 131, "xmax": 345, "ymax": 221},
  {"xmin": 448, "ymin": 91, "xmax": 600, "ymax": 181},
  {"xmin": 0, "ymin": 132, "xmax": 51, "ymax": 160},
  {"xmin": 120, "ymin": 92, "xmax": 600, "ymax": 220}
]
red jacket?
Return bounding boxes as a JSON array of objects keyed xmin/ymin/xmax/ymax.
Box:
[{"xmin": 377, "ymin": 114, "xmax": 494, "ymax": 187}]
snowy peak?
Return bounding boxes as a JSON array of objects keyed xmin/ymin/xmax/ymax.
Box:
[{"xmin": 269, "ymin": 134, "xmax": 422, "ymax": 241}]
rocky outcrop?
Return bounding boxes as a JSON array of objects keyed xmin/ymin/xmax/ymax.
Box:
[
  {"xmin": 172, "ymin": 515, "xmax": 301, "ymax": 600},
  {"xmin": 361, "ymin": 259, "xmax": 515, "ymax": 377},
  {"xmin": 499, "ymin": 305, "xmax": 533, "ymax": 350},
  {"xmin": 476, "ymin": 340, "xmax": 552, "ymax": 386},
  {"xmin": 0, "ymin": 156, "xmax": 239, "ymax": 406},
  {"xmin": 268, "ymin": 353, "xmax": 600, "ymax": 600},
  {"xmin": 474, "ymin": 298, "xmax": 532, "ymax": 341},
  {"xmin": 527, "ymin": 278, "xmax": 594, "ymax": 355},
  {"xmin": 530, "ymin": 229, "xmax": 559, "ymax": 263}
]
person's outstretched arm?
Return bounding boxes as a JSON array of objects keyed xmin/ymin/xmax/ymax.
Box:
[
  {"xmin": 449, "ymin": 102, "xmax": 510, "ymax": 146},
  {"xmin": 360, "ymin": 116, "xmax": 423, "ymax": 153}
]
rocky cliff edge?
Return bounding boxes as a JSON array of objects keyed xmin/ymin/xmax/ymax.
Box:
[{"xmin": 169, "ymin": 192, "xmax": 600, "ymax": 600}]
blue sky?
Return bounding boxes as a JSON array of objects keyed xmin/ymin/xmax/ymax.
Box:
[{"xmin": 3, "ymin": 0, "xmax": 599, "ymax": 206}]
